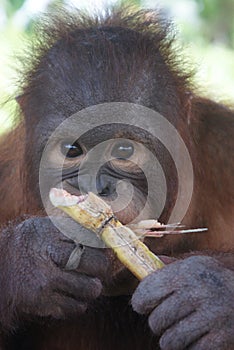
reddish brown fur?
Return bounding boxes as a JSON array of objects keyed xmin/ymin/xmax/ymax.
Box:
[{"xmin": 0, "ymin": 6, "xmax": 233, "ymax": 350}]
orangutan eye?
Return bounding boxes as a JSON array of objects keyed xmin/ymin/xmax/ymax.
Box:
[
  {"xmin": 111, "ymin": 140, "xmax": 134, "ymax": 160},
  {"xmin": 60, "ymin": 140, "xmax": 83, "ymax": 158}
]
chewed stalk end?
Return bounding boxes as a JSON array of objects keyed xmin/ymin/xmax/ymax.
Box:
[{"xmin": 49, "ymin": 188, "xmax": 87, "ymax": 207}]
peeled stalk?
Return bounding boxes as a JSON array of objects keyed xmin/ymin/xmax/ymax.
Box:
[{"xmin": 49, "ymin": 188, "xmax": 164, "ymax": 280}]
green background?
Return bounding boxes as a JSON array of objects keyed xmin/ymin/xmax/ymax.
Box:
[{"xmin": 1, "ymin": 0, "xmax": 234, "ymax": 133}]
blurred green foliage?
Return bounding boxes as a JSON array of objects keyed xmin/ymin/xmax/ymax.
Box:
[
  {"xmin": 2, "ymin": 0, "xmax": 26, "ymax": 17},
  {"xmin": 196, "ymin": 0, "xmax": 234, "ymax": 48},
  {"xmin": 0, "ymin": 0, "xmax": 234, "ymax": 134}
]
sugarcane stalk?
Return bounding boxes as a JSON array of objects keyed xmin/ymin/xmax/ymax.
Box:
[{"xmin": 49, "ymin": 188, "xmax": 164, "ymax": 280}]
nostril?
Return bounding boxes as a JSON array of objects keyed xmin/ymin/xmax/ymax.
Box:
[
  {"xmin": 96, "ymin": 173, "xmax": 116, "ymax": 197},
  {"xmin": 98, "ymin": 185, "xmax": 111, "ymax": 197}
]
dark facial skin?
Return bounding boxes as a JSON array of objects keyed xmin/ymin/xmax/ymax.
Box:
[
  {"xmin": 41, "ymin": 123, "xmax": 177, "ymax": 223},
  {"xmin": 0, "ymin": 6, "xmax": 233, "ymax": 350}
]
